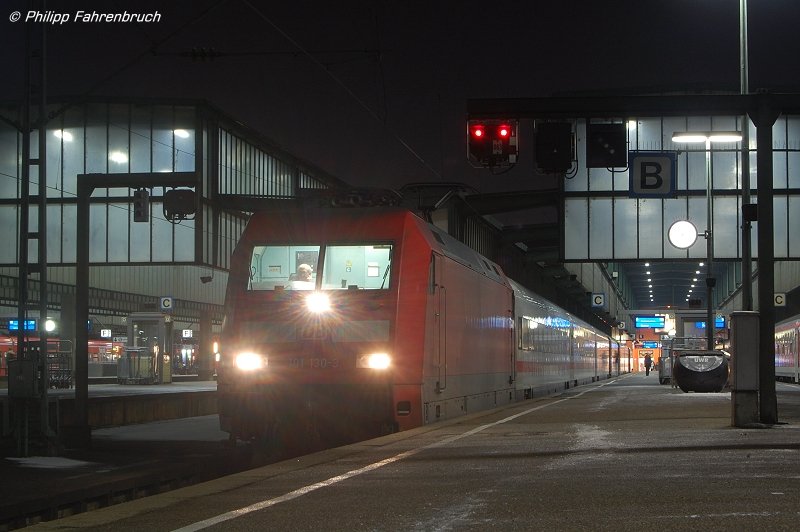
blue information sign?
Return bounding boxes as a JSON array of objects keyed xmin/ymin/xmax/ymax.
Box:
[
  {"xmin": 8, "ymin": 319, "xmax": 37, "ymax": 331},
  {"xmin": 634, "ymin": 315, "xmax": 665, "ymax": 328},
  {"xmin": 696, "ymin": 316, "xmax": 725, "ymax": 329}
]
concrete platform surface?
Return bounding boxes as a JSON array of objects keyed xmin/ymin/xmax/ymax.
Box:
[{"xmin": 13, "ymin": 373, "xmax": 800, "ymax": 531}]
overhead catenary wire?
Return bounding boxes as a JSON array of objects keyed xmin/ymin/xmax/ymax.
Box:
[
  {"xmin": 45, "ymin": 0, "xmax": 229, "ymax": 124},
  {"xmin": 240, "ymin": 0, "xmax": 443, "ymax": 181}
]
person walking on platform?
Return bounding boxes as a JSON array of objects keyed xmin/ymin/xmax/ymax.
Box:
[{"xmin": 644, "ymin": 353, "xmax": 652, "ymax": 376}]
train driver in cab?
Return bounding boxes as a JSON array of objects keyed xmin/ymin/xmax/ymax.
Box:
[{"xmin": 290, "ymin": 263, "xmax": 314, "ymax": 290}]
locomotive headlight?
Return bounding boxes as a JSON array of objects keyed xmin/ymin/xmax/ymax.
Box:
[
  {"xmin": 305, "ymin": 292, "xmax": 331, "ymax": 314},
  {"xmin": 234, "ymin": 351, "xmax": 268, "ymax": 371},
  {"xmin": 357, "ymin": 352, "xmax": 391, "ymax": 370}
]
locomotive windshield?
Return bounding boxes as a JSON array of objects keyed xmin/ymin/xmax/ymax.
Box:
[{"xmin": 247, "ymin": 243, "xmax": 392, "ymax": 291}]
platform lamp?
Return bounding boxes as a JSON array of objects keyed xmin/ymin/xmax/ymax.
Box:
[{"xmin": 669, "ymin": 131, "xmax": 742, "ymax": 350}]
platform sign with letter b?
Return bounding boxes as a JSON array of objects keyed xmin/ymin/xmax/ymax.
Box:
[{"xmin": 629, "ymin": 151, "xmax": 677, "ymax": 198}]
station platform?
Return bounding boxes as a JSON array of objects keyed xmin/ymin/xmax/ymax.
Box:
[
  {"xmin": 5, "ymin": 373, "xmax": 800, "ymax": 531},
  {"xmin": 0, "ymin": 380, "xmax": 218, "ymax": 430}
]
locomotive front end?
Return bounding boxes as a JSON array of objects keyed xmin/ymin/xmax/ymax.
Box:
[{"xmin": 218, "ymin": 237, "xmax": 398, "ymax": 448}]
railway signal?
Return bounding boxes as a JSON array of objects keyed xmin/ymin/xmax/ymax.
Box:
[
  {"xmin": 132, "ymin": 188, "xmax": 150, "ymax": 222},
  {"xmin": 586, "ymin": 122, "xmax": 628, "ymax": 168},
  {"xmin": 535, "ymin": 121, "xmax": 574, "ymax": 173},
  {"xmin": 467, "ymin": 119, "xmax": 518, "ymax": 168}
]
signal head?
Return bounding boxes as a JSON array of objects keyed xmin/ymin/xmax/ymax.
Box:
[{"xmin": 466, "ymin": 119, "xmax": 518, "ymax": 169}]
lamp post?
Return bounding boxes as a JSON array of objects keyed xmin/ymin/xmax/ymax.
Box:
[
  {"xmin": 740, "ymin": 0, "xmax": 752, "ymax": 311},
  {"xmin": 670, "ymin": 131, "xmax": 742, "ymax": 350}
]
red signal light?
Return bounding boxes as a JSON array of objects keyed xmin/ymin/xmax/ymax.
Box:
[
  {"xmin": 471, "ymin": 125, "xmax": 485, "ymax": 139},
  {"xmin": 467, "ymin": 119, "xmax": 518, "ymax": 169}
]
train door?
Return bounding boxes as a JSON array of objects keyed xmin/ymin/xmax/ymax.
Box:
[
  {"xmin": 794, "ymin": 325, "xmax": 800, "ymax": 383},
  {"xmin": 569, "ymin": 324, "xmax": 576, "ymax": 384},
  {"xmin": 509, "ymin": 294, "xmax": 516, "ymax": 387},
  {"xmin": 431, "ymin": 252, "xmax": 447, "ymax": 393}
]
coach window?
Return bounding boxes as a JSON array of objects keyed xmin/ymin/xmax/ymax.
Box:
[{"xmin": 321, "ymin": 244, "xmax": 393, "ymax": 290}]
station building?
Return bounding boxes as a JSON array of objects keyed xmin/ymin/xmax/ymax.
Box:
[
  {"xmin": 2, "ymin": 96, "xmax": 800, "ymax": 381},
  {"xmin": 0, "ymin": 98, "xmax": 348, "ymax": 377}
]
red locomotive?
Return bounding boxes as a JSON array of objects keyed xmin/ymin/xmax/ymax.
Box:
[{"xmin": 216, "ymin": 206, "xmax": 616, "ymax": 447}]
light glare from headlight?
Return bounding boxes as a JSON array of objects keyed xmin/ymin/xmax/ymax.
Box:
[
  {"xmin": 358, "ymin": 352, "xmax": 391, "ymax": 369},
  {"xmin": 235, "ymin": 352, "xmax": 266, "ymax": 371},
  {"xmin": 306, "ymin": 292, "xmax": 331, "ymax": 313}
]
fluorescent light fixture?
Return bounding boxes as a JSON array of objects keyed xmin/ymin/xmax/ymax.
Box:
[
  {"xmin": 708, "ymin": 132, "xmax": 743, "ymax": 142},
  {"xmin": 671, "ymin": 131, "xmax": 742, "ymax": 143},
  {"xmin": 174, "ymin": 129, "xmax": 191, "ymax": 139},
  {"xmin": 671, "ymin": 133, "xmax": 708, "ymax": 143},
  {"xmin": 54, "ymin": 130, "xmax": 73, "ymax": 142},
  {"xmin": 109, "ymin": 151, "xmax": 128, "ymax": 164}
]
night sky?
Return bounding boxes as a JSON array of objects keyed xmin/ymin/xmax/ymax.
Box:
[{"xmin": 3, "ymin": 0, "xmax": 800, "ymax": 195}]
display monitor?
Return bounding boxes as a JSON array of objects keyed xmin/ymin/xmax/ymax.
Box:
[
  {"xmin": 634, "ymin": 315, "xmax": 665, "ymax": 328},
  {"xmin": 696, "ymin": 316, "xmax": 726, "ymax": 329},
  {"xmin": 8, "ymin": 319, "xmax": 37, "ymax": 331}
]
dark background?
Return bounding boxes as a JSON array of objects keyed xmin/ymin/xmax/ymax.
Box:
[{"xmin": 3, "ymin": 0, "xmax": 800, "ymax": 194}]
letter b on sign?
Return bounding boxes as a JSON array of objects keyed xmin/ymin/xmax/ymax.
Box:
[
  {"xmin": 629, "ymin": 152, "xmax": 676, "ymax": 198},
  {"xmin": 640, "ymin": 162, "xmax": 663, "ymax": 189}
]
